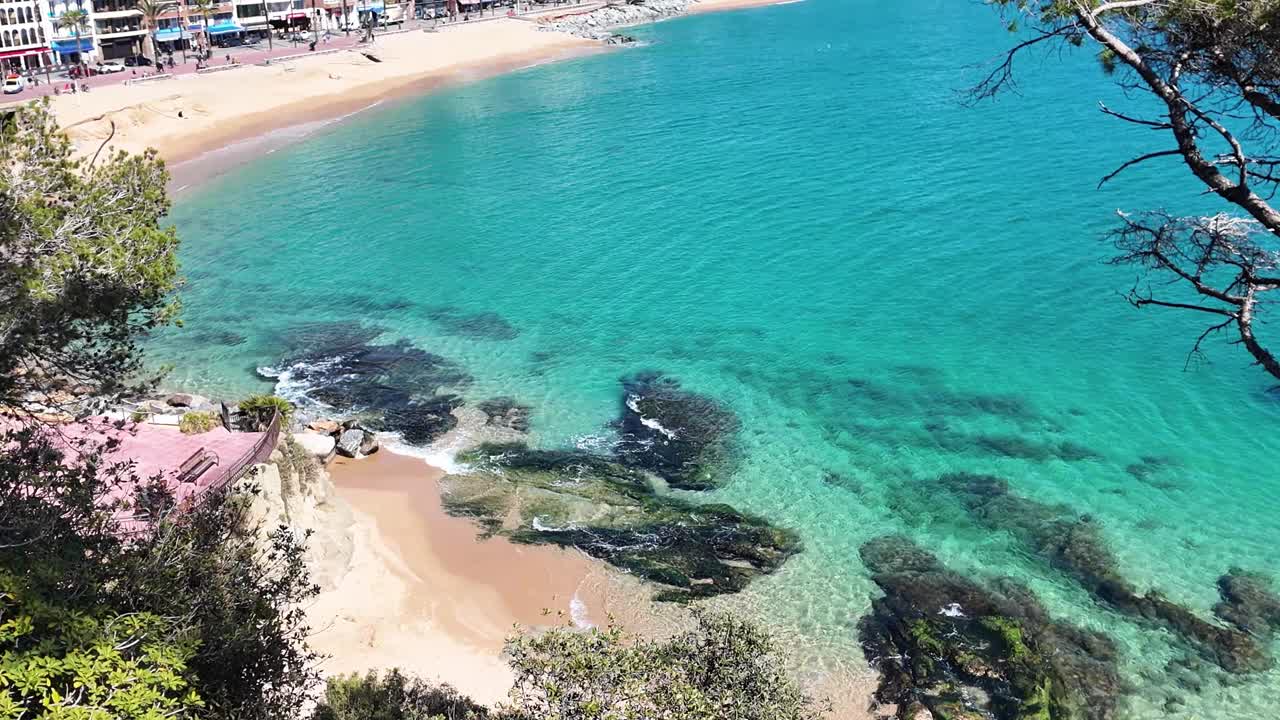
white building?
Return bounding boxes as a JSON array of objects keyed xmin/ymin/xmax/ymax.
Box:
[
  {"xmin": 0, "ymin": 0, "xmax": 53, "ymax": 71},
  {"xmin": 43, "ymin": 0, "xmax": 146, "ymax": 65}
]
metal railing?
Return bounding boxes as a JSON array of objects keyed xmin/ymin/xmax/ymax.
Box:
[{"xmin": 215, "ymin": 409, "xmax": 281, "ymax": 493}]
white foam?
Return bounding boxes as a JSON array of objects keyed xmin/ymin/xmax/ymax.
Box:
[
  {"xmin": 569, "ymin": 590, "xmax": 594, "ymax": 629},
  {"xmin": 939, "ymin": 602, "xmax": 966, "ymax": 618},
  {"xmin": 532, "ymin": 516, "xmax": 569, "ymax": 532},
  {"xmin": 382, "ymin": 434, "xmax": 470, "ymax": 474},
  {"xmin": 574, "ymin": 433, "xmax": 614, "ymax": 451},
  {"xmin": 625, "ymin": 393, "xmax": 678, "ymax": 439}
]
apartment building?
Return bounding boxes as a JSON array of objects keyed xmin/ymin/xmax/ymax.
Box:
[
  {"xmin": 36, "ymin": 0, "xmax": 147, "ymax": 64},
  {"xmin": 0, "ymin": 0, "xmax": 52, "ymax": 70}
]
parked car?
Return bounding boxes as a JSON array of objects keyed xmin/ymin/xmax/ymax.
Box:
[
  {"xmin": 2, "ymin": 75, "xmax": 24, "ymax": 94},
  {"xmin": 123, "ymin": 55, "xmax": 153, "ymax": 67},
  {"xmin": 97, "ymin": 60, "xmax": 127, "ymax": 74}
]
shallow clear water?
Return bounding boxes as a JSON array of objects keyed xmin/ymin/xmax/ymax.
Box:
[{"xmin": 154, "ymin": 0, "xmax": 1280, "ymax": 715}]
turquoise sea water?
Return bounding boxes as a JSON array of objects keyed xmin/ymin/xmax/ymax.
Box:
[{"xmin": 153, "ymin": 1, "xmax": 1280, "ymax": 716}]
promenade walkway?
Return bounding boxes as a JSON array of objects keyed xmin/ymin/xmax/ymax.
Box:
[{"xmin": 0, "ymin": 0, "xmax": 601, "ymax": 106}]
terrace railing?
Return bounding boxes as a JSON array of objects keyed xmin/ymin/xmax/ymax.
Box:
[{"xmin": 215, "ymin": 409, "xmax": 281, "ymax": 493}]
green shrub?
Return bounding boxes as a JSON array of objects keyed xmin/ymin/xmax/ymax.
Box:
[
  {"xmin": 0, "ymin": 573, "xmax": 202, "ymax": 720},
  {"xmin": 313, "ymin": 669, "xmax": 486, "ymax": 720},
  {"xmin": 313, "ymin": 611, "xmax": 827, "ymax": 720},
  {"xmin": 239, "ymin": 394, "xmax": 293, "ymax": 431},
  {"xmin": 179, "ymin": 410, "xmax": 218, "ymax": 435}
]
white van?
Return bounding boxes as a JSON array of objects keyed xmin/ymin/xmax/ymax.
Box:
[{"xmin": 2, "ymin": 75, "xmax": 24, "ymax": 95}]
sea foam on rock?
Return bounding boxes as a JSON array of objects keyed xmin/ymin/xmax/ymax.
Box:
[
  {"xmin": 259, "ymin": 323, "xmax": 471, "ymax": 447},
  {"xmin": 613, "ymin": 371, "xmax": 741, "ymax": 490}
]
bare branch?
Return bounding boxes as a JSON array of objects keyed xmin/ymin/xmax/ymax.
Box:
[{"xmin": 1098, "ymin": 149, "xmax": 1182, "ymax": 188}]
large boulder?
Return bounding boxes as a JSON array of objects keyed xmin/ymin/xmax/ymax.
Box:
[
  {"xmin": 165, "ymin": 392, "xmax": 210, "ymax": 408},
  {"xmin": 307, "ymin": 419, "xmax": 341, "ymax": 434},
  {"xmin": 293, "ymin": 432, "xmax": 336, "ymax": 461},
  {"xmin": 335, "ymin": 429, "xmax": 364, "ymax": 458}
]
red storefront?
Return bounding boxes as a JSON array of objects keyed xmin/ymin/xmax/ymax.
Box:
[{"xmin": 0, "ymin": 46, "xmax": 51, "ymax": 72}]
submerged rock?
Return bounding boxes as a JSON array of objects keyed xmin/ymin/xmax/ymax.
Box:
[
  {"xmin": 477, "ymin": 396, "xmax": 532, "ymax": 432},
  {"xmin": 859, "ymin": 535, "xmax": 1123, "ymax": 720},
  {"xmin": 937, "ymin": 473, "xmax": 1272, "ymax": 674},
  {"xmin": 260, "ymin": 324, "xmax": 470, "ymax": 446},
  {"xmin": 1215, "ymin": 568, "xmax": 1280, "ymax": 637},
  {"xmin": 613, "ymin": 372, "xmax": 741, "ymax": 490},
  {"xmin": 426, "ymin": 306, "xmax": 520, "ymax": 341},
  {"xmin": 441, "ymin": 443, "xmax": 799, "ymax": 600}
]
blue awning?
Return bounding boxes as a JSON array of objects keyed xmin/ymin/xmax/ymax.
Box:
[
  {"xmin": 207, "ymin": 22, "xmax": 245, "ymax": 35},
  {"xmin": 154, "ymin": 28, "xmax": 191, "ymax": 42},
  {"xmin": 50, "ymin": 37, "xmax": 93, "ymax": 53}
]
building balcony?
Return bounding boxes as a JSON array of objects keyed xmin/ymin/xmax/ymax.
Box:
[
  {"xmin": 95, "ymin": 26, "xmax": 145, "ymax": 37},
  {"xmin": 92, "ymin": 8, "xmax": 143, "ymax": 18}
]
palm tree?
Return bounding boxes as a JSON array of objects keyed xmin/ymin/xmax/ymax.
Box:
[
  {"xmin": 191, "ymin": 0, "xmax": 215, "ymax": 54},
  {"xmin": 135, "ymin": 0, "xmax": 176, "ymax": 65},
  {"xmin": 57, "ymin": 7, "xmax": 90, "ymax": 89}
]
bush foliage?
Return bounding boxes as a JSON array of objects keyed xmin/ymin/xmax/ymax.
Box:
[
  {"xmin": 0, "ymin": 427, "xmax": 320, "ymax": 720},
  {"xmin": 239, "ymin": 393, "xmax": 294, "ymax": 430},
  {"xmin": 179, "ymin": 410, "xmax": 219, "ymax": 434},
  {"xmin": 313, "ymin": 611, "xmax": 826, "ymax": 720}
]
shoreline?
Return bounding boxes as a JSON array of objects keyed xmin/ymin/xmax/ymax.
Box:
[
  {"xmin": 308, "ymin": 442, "xmax": 873, "ymax": 718},
  {"xmin": 308, "ymin": 448, "xmax": 689, "ymax": 706},
  {"xmin": 36, "ymin": 0, "xmax": 791, "ymax": 190}
]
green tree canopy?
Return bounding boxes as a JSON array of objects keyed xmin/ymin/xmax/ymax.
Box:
[
  {"xmin": 0, "ymin": 425, "xmax": 320, "ymax": 720},
  {"xmin": 0, "ymin": 101, "xmax": 180, "ymax": 413}
]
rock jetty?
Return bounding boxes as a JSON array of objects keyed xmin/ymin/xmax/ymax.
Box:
[{"xmin": 539, "ymin": 0, "xmax": 693, "ymax": 41}]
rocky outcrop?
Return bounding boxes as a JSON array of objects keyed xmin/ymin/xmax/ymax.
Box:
[
  {"xmin": 858, "ymin": 535, "xmax": 1124, "ymax": 720},
  {"xmin": 612, "ymin": 372, "xmax": 741, "ymax": 490},
  {"xmin": 539, "ymin": 0, "xmax": 692, "ymax": 41},
  {"xmin": 242, "ymin": 435, "xmax": 356, "ymax": 591},
  {"xmin": 441, "ymin": 442, "xmax": 799, "ymax": 600},
  {"xmin": 258, "ymin": 323, "xmax": 471, "ymax": 447},
  {"xmin": 936, "ymin": 472, "xmax": 1273, "ymax": 674}
]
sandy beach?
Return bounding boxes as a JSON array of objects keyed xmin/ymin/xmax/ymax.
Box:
[
  {"xmin": 308, "ymin": 449, "xmax": 684, "ymax": 706},
  {"xmin": 36, "ymin": 0, "xmax": 787, "ymax": 179},
  {"xmin": 47, "ymin": 20, "xmax": 597, "ymax": 169},
  {"xmin": 305, "ymin": 447, "xmax": 872, "ymax": 718}
]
